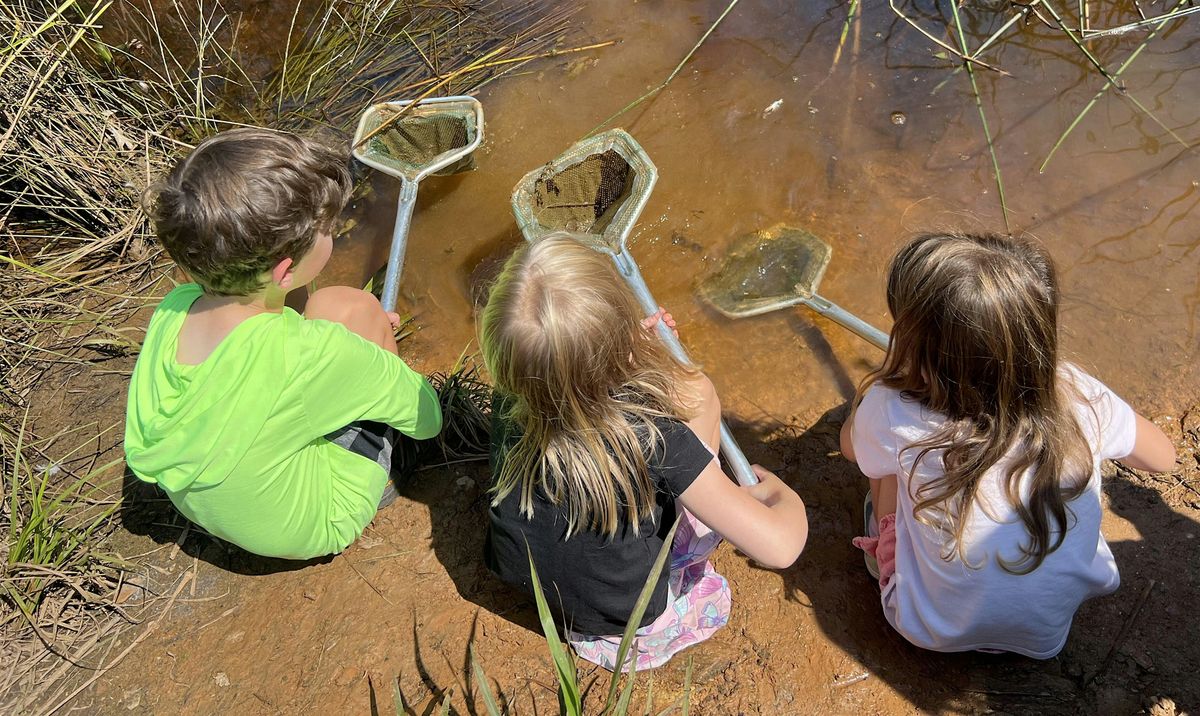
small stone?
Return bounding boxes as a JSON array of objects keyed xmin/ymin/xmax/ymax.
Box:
[
  {"xmin": 303, "ymin": 590, "xmax": 317, "ymax": 601},
  {"xmin": 456, "ymin": 476, "xmax": 476, "ymax": 490},
  {"xmin": 225, "ymin": 630, "xmax": 245, "ymax": 643},
  {"xmin": 890, "ymin": 111, "xmax": 907, "ymax": 126},
  {"xmin": 214, "ymin": 672, "xmax": 231, "ymax": 688}
]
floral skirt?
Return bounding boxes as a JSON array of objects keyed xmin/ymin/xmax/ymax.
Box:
[{"xmin": 568, "ymin": 509, "xmax": 731, "ymax": 672}]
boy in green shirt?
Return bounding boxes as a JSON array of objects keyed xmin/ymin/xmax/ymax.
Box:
[{"xmin": 125, "ymin": 128, "xmax": 442, "ymax": 560}]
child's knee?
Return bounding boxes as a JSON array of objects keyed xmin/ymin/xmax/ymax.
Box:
[{"xmin": 306, "ymin": 286, "xmax": 384, "ymax": 323}]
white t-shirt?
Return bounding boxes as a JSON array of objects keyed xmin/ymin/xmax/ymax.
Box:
[{"xmin": 850, "ymin": 365, "xmax": 1137, "ymax": 658}]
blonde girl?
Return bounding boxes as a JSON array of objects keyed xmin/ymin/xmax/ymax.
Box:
[
  {"xmin": 842, "ymin": 232, "xmax": 1175, "ymax": 658},
  {"xmin": 482, "ymin": 233, "xmax": 808, "ymax": 671}
]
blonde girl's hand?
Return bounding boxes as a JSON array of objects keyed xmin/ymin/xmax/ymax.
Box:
[
  {"xmin": 744, "ymin": 465, "xmax": 790, "ymax": 507},
  {"xmin": 640, "ymin": 307, "xmax": 678, "ymax": 338},
  {"xmin": 679, "ymin": 461, "xmax": 808, "ymax": 569}
]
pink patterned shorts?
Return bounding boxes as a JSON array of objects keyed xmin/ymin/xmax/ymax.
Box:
[{"xmin": 568, "ymin": 508, "xmax": 731, "ymax": 672}]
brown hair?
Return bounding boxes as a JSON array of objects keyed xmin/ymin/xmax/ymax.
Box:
[
  {"xmin": 480, "ymin": 233, "xmax": 696, "ymax": 538},
  {"xmin": 145, "ymin": 128, "xmax": 351, "ymax": 295},
  {"xmin": 860, "ymin": 232, "xmax": 1091, "ymax": 574}
]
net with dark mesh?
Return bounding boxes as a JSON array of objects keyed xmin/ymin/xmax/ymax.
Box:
[
  {"xmin": 531, "ymin": 149, "xmax": 634, "ymax": 235},
  {"xmin": 366, "ymin": 110, "xmax": 474, "ymax": 175},
  {"xmin": 700, "ymin": 227, "xmax": 832, "ymax": 317}
]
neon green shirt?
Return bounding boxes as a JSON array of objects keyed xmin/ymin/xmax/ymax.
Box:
[{"xmin": 124, "ymin": 284, "xmax": 441, "ymax": 559}]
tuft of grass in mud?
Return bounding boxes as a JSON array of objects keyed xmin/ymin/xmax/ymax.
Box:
[
  {"xmin": 0, "ymin": 417, "xmax": 136, "ymax": 714},
  {"xmin": 108, "ymin": 0, "xmax": 586, "ymax": 134},
  {"xmin": 394, "ymin": 352, "xmax": 494, "ymax": 480},
  {"xmin": 389, "ymin": 519, "xmax": 695, "ymax": 715}
]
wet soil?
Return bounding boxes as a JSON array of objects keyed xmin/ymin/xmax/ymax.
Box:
[
  {"xmin": 31, "ymin": 0, "xmax": 1200, "ymax": 713},
  {"xmin": 78, "ymin": 398, "xmax": 1200, "ymax": 715}
]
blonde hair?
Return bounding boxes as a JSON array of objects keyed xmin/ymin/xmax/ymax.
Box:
[
  {"xmin": 860, "ymin": 233, "xmax": 1091, "ymax": 574},
  {"xmin": 480, "ymin": 233, "xmax": 695, "ymax": 538}
]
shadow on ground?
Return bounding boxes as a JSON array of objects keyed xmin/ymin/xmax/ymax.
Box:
[{"xmin": 730, "ymin": 405, "xmax": 1199, "ymax": 715}]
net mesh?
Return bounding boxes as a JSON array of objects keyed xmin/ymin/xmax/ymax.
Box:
[
  {"xmin": 364, "ymin": 109, "xmax": 475, "ymax": 176},
  {"xmin": 700, "ymin": 227, "xmax": 831, "ymax": 316},
  {"xmin": 531, "ymin": 150, "xmax": 634, "ymax": 235}
]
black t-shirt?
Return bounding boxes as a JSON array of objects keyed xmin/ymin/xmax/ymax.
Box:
[{"xmin": 484, "ymin": 408, "xmax": 714, "ymax": 636}]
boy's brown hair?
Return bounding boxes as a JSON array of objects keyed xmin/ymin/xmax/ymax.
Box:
[{"xmin": 146, "ymin": 128, "xmax": 351, "ymax": 295}]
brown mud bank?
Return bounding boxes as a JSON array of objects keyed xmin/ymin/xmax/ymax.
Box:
[
  {"xmin": 13, "ymin": 0, "xmax": 1200, "ymax": 713},
  {"xmin": 91, "ymin": 403, "xmax": 1200, "ymax": 714}
]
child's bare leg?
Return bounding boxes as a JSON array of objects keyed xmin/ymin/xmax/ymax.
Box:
[
  {"xmin": 681, "ymin": 372, "xmax": 722, "ymax": 453},
  {"xmin": 304, "ymin": 286, "xmax": 399, "ymax": 356}
]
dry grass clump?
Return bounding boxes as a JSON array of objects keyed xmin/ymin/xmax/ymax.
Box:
[
  {"xmin": 2, "ymin": 0, "xmax": 588, "ymax": 708},
  {"xmin": 1, "ymin": 0, "xmax": 185, "ymax": 416},
  {"xmin": 0, "ymin": 419, "xmax": 138, "ymax": 715}
]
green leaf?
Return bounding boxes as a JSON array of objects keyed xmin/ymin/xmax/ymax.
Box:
[
  {"xmin": 470, "ymin": 644, "xmax": 504, "ymax": 716},
  {"xmin": 391, "ymin": 676, "xmax": 405, "ymax": 716},
  {"xmin": 681, "ymin": 655, "xmax": 693, "ymax": 715},
  {"xmin": 641, "ymin": 672, "xmax": 655, "ymax": 715},
  {"xmin": 605, "ymin": 517, "xmax": 679, "ymax": 710},
  {"xmin": 526, "ymin": 545, "xmax": 582, "ymax": 715}
]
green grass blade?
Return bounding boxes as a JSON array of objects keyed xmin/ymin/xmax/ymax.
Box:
[
  {"xmin": 470, "ymin": 644, "xmax": 504, "ymax": 716},
  {"xmin": 681, "ymin": 656, "xmax": 694, "ymax": 716},
  {"xmin": 439, "ymin": 691, "xmax": 452, "ymax": 716},
  {"xmin": 606, "ymin": 517, "xmax": 680, "ymax": 710},
  {"xmin": 391, "ymin": 676, "xmax": 406, "ymax": 716},
  {"xmin": 526, "ymin": 545, "xmax": 582, "ymax": 715},
  {"xmin": 641, "ymin": 672, "xmax": 655, "ymax": 715},
  {"xmin": 948, "ymin": 1, "xmax": 1011, "ymax": 232},
  {"xmin": 1041, "ymin": 0, "xmax": 1190, "ymax": 173},
  {"xmin": 831, "ymin": 0, "xmax": 859, "ymax": 67},
  {"xmin": 1038, "ymin": 0, "xmax": 1191, "ymax": 151}
]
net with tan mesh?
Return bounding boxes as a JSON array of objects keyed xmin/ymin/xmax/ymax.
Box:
[
  {"xmin": 699, "ymin": 227, "xmax": 832, "ymax": 318},
  {"xmin": 531, "ymin": 149, "xmax": 634, "ymax": 235},
  {"xmin": 360, "ymin": 106, "xmax": 478, "ymax": 177}
]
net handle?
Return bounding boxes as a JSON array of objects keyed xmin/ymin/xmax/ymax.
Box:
[
  {"xmin": 611, "ymin": 249, "xmax": 759, "ymax": 487},
  {"xmin": 379, "ymin": 180, "xmax": 418, "ymax": 313},
  {"xmin": 802, "ymin": 294, "xmax": 890, "ymax": 350}
]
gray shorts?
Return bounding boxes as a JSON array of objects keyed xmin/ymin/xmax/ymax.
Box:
[{"xmin": 325, "ymin": 420, "xmax": 396, "ymax": 475}]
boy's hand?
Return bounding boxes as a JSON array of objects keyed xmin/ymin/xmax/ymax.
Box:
[
  {"xmin": 641, "ymin": 307, "xmax": 678, "ymax": 338},
  {"xmin": 386, "ymin": 311, "xmax": 402, "ymax": 328}
]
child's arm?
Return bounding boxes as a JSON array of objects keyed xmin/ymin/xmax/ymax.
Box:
[
  {"xmin": 839, "ymin": 415, "xmax": 856, "ymax": 462},
  {"xmin": 1119, "ymin": 413, "xmax": 1176, "ymax": 473},
  {"xmin": 679, "ymin": 463, "xmax": 808, "ymax": 569}
]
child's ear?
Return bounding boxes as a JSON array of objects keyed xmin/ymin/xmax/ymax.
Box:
[{"xmin": 271, "ymin": 257, "xmax": 295, "ymax": 288}]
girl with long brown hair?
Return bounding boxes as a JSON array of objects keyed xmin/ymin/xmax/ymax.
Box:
[
  {"xmin": 841, "ymin": 232, "xmax": 1175, "ymax": 657},
  {"xmin": 482, "ymin": 233, "xmax": 808, "ymax": 671}
]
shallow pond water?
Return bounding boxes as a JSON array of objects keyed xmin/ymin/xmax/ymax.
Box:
[{"xmin": 323, "ymin": 0, "xmax": 1199, "ymax": 423}]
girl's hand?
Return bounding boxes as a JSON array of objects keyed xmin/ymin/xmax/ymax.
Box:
[
  {"xmin": 640, "ymin": 307, "xmax": 678, "ymax": 338},
  {"xmin": 745, "ymin": 465, "xmax": 788, "ymax": 507}
]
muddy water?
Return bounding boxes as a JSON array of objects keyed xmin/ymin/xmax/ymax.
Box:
[{"xmin": 323, "ymin": 0, "xmax": 1200, "ymax": 425}]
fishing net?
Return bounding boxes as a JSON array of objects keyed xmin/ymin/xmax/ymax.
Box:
[
  {"xmin": 699, "ymin": 227, "xmax": 831, "ymax": 318},
  {"xmin": 531, "ymin": 149, "xmax": 634, "ymax": 235},
  {"xmin": 511, "ymin": 129, "xmax": 657, "ymax": 253},
  {"xmin": 359, "ymin": 104, "xmax": 479, "ymax": 177}
]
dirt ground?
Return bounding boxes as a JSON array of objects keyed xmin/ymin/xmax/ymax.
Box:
[{"xmin": 30, "ymin": 338, "xmax": 1198, "ymax": 715}]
